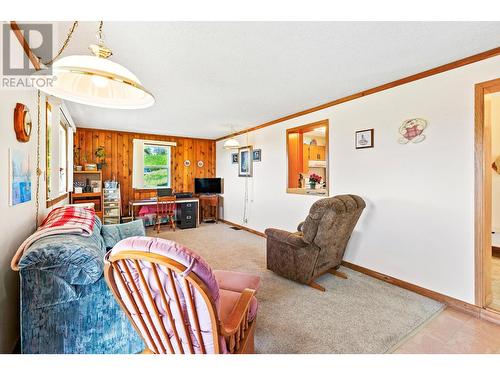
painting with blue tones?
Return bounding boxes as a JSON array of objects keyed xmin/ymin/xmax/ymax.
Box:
[{"xmin": 10, "ymin": 148, "xmax": 32, "ymax": 205}]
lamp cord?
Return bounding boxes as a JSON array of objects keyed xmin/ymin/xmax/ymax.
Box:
[
  {"xmin": 243, "ymin": 132, "xmax": 250, "ymax": 224},
  {"xmin": 34, "ymin": 90, "xmax": 42, "ymax": 227}
]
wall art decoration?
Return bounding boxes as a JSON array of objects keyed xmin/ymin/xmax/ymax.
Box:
[
  {"xmin": 197, "ymin": 160, "xmax": 204, "ymax": 168},
  {"xmin": 355, "ymin": 129, "xmax": 374, "ymax": 149},
  {"xmin": 253, "ymin": 149, "xmax": 262, "ymax": 161},
  {"xmin": 184, "ymin": 160, "xmax": 191, "ymax": 167},
  {"xmin": 493, "ymin": 156, "xmax": 500, "ymax": 174},
  {"xmin": 9, "ymin": 148, "xmax": 32, "ymax": 206},
  {"xmin": 231, "ymin": 153, "xmax": 238, "ymax": 164},
  {"xmin": 398, "ymin": 118, "xmax": 428, "ymax": 144},
  {"xmin": 14, "ymin": 103, "xmax": 32, "ymax": 142},
  {"xmin": 238, "ymin": 146, "xmax": 253, "ymax": 177}
]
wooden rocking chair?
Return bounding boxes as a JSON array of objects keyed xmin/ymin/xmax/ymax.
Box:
[{"xmin": 104, "ymin": 236, "xmax": 260, "ymax": 354}]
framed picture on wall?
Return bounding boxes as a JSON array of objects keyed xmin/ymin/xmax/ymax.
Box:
[
  {"xmin": 252, "ymin": 149, "xmax": 262, "ymax": 162},
  {"xmin": 238, "ymin": 146, "xmax": 253, "ymax": 177},
  {"xmin": 9, "ymin": 148, "xmax": 32, "ymax": 206},
  {"xmin": 231, "ymin": 153, "xmax": 238, "ymax": 164},
  {"xmin": 355, "ymin": 129, "xmax": 374, "ymax": 149}
]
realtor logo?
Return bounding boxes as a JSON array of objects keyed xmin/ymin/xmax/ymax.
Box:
[{"xmin": 2, "ymin": 23, "xmax": 53, "ymax": 76}]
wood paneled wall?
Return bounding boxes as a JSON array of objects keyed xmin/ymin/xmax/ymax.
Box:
[{"xmin": 74, "ymin": 128, "xmax": 216, "ymax": 215}]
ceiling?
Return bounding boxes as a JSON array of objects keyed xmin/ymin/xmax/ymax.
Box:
[{"xmin": 55, "ymin": 22, "xmax": 500, "ymax": 139}]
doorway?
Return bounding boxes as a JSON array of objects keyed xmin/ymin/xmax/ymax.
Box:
[{"xmin": 475, "ymin": 78, "xmax": 500, "ymax": 312}]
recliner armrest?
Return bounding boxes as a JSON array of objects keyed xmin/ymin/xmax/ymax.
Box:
[
  {"xmin": 297, "ymin": 221, "xmax": 304, "ymax": 232},
  {"xmin": 265, "ymin": 228, "xmax": 309, "ymax": 247}
]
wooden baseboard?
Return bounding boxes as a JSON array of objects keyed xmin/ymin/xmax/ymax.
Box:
[
  {"xmin": 341, "ymin": 261, "xmax": 482, "ymax": 317},
  {"xmin": 219, "ymin": 219, "xmax": 266, "ymax": 238},
  {"xmin": 341, "ymin": 261, "xmax": 500, "ymax": 322},
  {"xmin": 216, "ymin": 220, "xmax": 500, "ymax": 324},
  {"xmin": 480, "ymin": 308, "xmax": 500, "ymax": 325}
]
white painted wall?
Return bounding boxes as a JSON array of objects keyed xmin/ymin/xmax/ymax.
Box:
[
  {"xmin": 217, "ymin": 56, "xmax": 500, "ymax": 304},
  {"xmin": 0, "ymin": 88, "xmax": 72, "ymax": 352}
]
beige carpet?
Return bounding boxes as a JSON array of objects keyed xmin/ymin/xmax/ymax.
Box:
[{"xmin": 149, "ymin": 223, "xmax": 444, "ymax": 353}]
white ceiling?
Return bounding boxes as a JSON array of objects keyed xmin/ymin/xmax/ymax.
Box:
[{"xmin": 56, "ymin": 22, "xmax": 500, "ymax": 139}]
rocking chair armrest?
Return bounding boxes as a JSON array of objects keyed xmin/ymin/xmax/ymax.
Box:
[{"xmin": 220, "ymin": 288, "xmax": 255, "ymax": 336}]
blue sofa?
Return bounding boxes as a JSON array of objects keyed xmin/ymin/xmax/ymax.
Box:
[{"xmin": 17, "ymin": 217, "xmax": 145, "ymax": 354}]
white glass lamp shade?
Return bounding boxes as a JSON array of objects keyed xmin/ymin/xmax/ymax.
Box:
[
  {"xmin": 223, "ymin": 137, "xmax": 240, "ymax": 149},
  {"xmin": 37, "ymin": 55, "xmax": 155, "ymax": 109}
]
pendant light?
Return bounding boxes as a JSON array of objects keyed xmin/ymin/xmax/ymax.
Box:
[
  {"xmin": 223, "ymin": 137, "xmax": 240, "ymax": 149},
  {"xmin": 223, "ymin": 126, "xmax": 241, "ymax": 149},
  {"xmin": 37, "ymin": 22, "xmax": 154, "ymax": 109}
]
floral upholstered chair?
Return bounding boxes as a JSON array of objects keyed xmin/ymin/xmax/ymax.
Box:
[{"xmin": 104, "ymin": 236, "xmax": 261, "ymax": 354}]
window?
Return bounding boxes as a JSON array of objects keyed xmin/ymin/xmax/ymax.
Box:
[
  {"xmin": 286, "ymin": 119, "xmax": 329, "ymax": 196},
  {"xmin": 59, "ymin": 120, "xmax": 68, "ymax": 194},
  {"xmin": 132, "ymin": 139, "xmax": 176, "ymax": 189},
  {"xmin": 45, "ymin": 100, "xmax": 74, "ymax": 206},
  {"xmin": 45, "ymin": 102, "xmax": 52, "ymax": 200},
  {"xmin": 143, "ymin": 144, "xmax": 170, "ymax": 188}
]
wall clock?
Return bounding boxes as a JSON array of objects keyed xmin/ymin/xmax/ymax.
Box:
[{"xmin": 14, "ymin": 103, "xmax": 32, "ymax": 142}]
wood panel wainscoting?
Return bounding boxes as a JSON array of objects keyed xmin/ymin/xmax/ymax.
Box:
[{"xmin": 74, "ymin": 128, "xmax": 216, "ymax": 215}]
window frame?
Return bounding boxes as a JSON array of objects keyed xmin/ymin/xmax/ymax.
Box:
[
  {"xmin": 132, "ymin": 139, "xmax": 176, "ymax": 190},
  {"xmin": 45, "ymin": 100, "xmax": 73, "ymax": 208},
  {"xmin": 142, "ymin": 143, "xmax": 172, "ymax": 189},
  {"xmin": 58, "ymin": 117, "xmax": 68, "ymax": 195}
]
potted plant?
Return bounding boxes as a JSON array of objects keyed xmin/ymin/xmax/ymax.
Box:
[
  {"xmin": 74, "ymin": 146, "xmax": 83, "ymax": 171},
  {"xmin": 309, "ymin": 173, "xmax": 322, "ymax": 189},
  {"xmin": 95, "ymin": 146, "xmax": 106, "ymax": 170}
]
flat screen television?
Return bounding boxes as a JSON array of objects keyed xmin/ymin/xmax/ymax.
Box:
[{"xmin": 195, "ymin": 178, "xmax": 222, "ymax": 194}]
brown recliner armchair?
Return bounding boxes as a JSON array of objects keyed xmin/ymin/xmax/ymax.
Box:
[{"xmin": 265, "ymin": 194, "xmax": 365, "ymax": 291}]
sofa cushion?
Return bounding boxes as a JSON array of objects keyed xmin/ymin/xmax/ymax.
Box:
[
  {"xmin": 101, "ymin": 220, "xmax": 145, "ymax": 249},
  {"xmin": 18, "ymin": 216, "xmax": 105, "ymax": 285}
]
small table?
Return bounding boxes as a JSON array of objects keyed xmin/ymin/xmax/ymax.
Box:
[{"xmin": 199, "ymin": 194, "xmax": 219, "ymax": 223}]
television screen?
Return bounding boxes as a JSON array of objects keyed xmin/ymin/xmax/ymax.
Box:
[{"xmin": 195, "ymin": 178, "xmax": 222, "ymax": 194}]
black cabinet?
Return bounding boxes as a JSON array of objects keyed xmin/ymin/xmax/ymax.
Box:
[{"xmin": 178, "ymin": 202, "xmax": 197, "ymax": 229}]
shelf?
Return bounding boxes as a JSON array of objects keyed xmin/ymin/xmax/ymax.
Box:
[
  {"xmin": 74, "ymin": 170, "xmax": 102, "ymax": 174},
  {"xmin": 71, "ymin": 192, "xmax": 102, "ymax": 198}
]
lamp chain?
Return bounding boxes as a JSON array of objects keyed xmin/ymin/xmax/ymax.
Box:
[
  {"xmin": 35, "ymin": 90, "xmax": 42, "ymax": 228},
  {"xmin": 35, "ymin": 21, "xmax": 78, "ymax": 226},
  {"xmin": 41, "ymin": 21, "xmax": 79, "ymax": 66}
]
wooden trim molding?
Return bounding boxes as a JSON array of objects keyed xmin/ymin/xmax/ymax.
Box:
[
  {"xmin": 341, "ymin": 261, "xmax": 480, "ymax": 317},
  {"xmin": 216, "ymin": 47, "xmax": 500, "ymax": 142},
  {"xmin": 341, "ymin": 261, "xmax": 500, "ymax": 326},
  {"xmin": 474, "ymin": 78, "xmax": 500, "ymax": 308},
  {"xmin": 218, "ymin": 219, "xmax": 266, "ymax": 238},
  {"xmin": 217, "ymin": 219, "xmax": 500, "ymax": 324},
  {"xmin": 46, "ymin": 193, "xmax": 69, "ymax": 208},
  {"xmin": 215, "ymin": 219, "xmax": 500, "ymax": 324}
]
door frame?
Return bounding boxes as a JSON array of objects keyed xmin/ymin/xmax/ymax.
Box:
[{"xmin": 475, "ymin": 78, "xmax": 500, "ymax": 308}]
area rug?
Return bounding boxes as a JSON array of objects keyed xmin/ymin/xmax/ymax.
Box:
[{"xmin": 150, "ymin": 223, "xmax": 444, "ymax": 353}]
